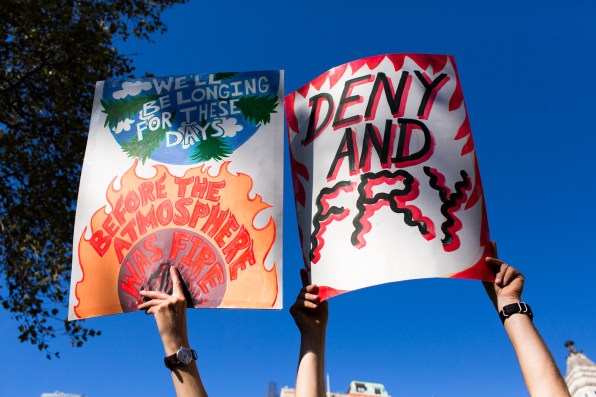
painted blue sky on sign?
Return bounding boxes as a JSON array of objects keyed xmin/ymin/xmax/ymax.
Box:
[{"xmin": 101, "ymin": 70, "xmax": 281, "ymax": 164}]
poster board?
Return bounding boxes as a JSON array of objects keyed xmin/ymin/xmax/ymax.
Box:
[
  {"xmin": 69, "ymin": 71, "xmax": 284, "ymax": 319},
  {"xmin": 286, "ymin": 54, "xmax": 492, "ymax": 299}
]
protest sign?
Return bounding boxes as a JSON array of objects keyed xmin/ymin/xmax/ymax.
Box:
[
  {"xmin": 69, "ymin": 71, "xmax": 284, "ymax": 319},
  {"xmin": 286, "ymin": 54, "xmax": 492, "ymax": 300}
]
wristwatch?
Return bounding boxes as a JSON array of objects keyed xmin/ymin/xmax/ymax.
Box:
[
  {"xmin": 164, "ymin": 347, "xmax": 198, "ymax": 369},
  {"xmin": 499, "ymin": 302, "xmax": 533, "ymax": 324}
]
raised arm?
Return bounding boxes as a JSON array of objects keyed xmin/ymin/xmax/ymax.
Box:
[
  {"xmin": 289, "ymin": 269, "xmax": 329, "ymax": 397},
  {"xmin": 483, "ymin": 242, "xmax": 570, "ymax": 397},
  {"xmin": 138, "ymin": 266, "xmax": 208, "ymax": 397}
]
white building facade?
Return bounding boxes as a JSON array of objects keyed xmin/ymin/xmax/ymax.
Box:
[{"xmin": 565, "ymin": 341, "xmax": 596, "ymax": 397}]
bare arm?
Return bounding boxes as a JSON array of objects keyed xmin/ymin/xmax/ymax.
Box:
[
  {"xmin": 290, "ymin": 269, "xmax": 328, "ymax": 397},
  {"xmin": 483, "ymin": 242, "xmax": 569, "ymax": 397},
  {"xmin": 139, "ymin": 266, "xmax": 208, "ymax": 397}
]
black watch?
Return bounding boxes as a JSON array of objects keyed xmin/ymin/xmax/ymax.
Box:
[
  {"xmin": 164, "ymin": 347, "xmax": 198, "ymax": 369},
  {"xmin": 499, "ymin": 302, "xmax": 533, "ymax": 324}
]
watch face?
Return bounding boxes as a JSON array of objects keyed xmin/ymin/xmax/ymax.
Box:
[{"xmin": 177, "ymin": 348, "xmax": 192, "ymax": 364}]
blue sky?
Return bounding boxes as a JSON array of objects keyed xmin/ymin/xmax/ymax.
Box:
[{"xmin": 2, "ymin": 1, "xmax": 596, "ymax": 396}]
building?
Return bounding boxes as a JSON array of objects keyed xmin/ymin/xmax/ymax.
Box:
[
  {"xmin": 565, "ymin": 341, "xmax": 596, "ymax": 397},
  {"xmin": 280, "ymin": 380, "xmax": 390, "ymax": 397},
  {"xmin": 41, "ymin": 392, "xmax": 86, "ymax": 397},
  {"xmin": 267, "ymin": 381, "xmax": 280, "ymax": 397},
  {"xmin": 278, "ymin": 342, "xmax": 596, "ymax": 397},
  {"xmin": 345, "ymin": 381, "xmax": 390, "ymax": 396}
]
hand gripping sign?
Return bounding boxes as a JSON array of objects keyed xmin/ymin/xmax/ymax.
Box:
[
  {"xmin": 69, "ymin": 71, "xmax": 284, "ymax": 319},
  {"xmin": 286, "ymin": 54, "xmax": 493, "ymax": 300}
]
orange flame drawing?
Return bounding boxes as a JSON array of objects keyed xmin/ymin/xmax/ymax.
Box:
[{"xmin": 74, "ymin": 160, "xmax": 278, "ymax": 319}]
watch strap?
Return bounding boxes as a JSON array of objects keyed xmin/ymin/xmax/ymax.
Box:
[
  {"xmin": 164, "ymin": 347, "xmax": 198, "ymax": 369},
  {"xmin": 164, "ymin": 353, "xmax": 178, "ymax": 369},
  {"xmin": 499, "ymin": 302, "xmax": 533, "ymax": 324}
]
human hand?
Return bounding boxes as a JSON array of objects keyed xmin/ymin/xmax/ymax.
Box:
[
  {"xmin": 290, "ymin": 269, "xmax": 328, "ymax": 338},
  {"xmin": 138, "ymin": 266, "xmax": 190, "ymax": 355},
  {"xmin": 482, "ymin": 241, "xmax": 525, "ymax": 312}
]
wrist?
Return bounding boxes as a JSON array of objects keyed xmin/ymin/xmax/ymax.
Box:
[
  {"xmin": 496, "ymin": 296, "xmax": 522, "ymax": 313},
  {"xmin": 499, "ymin": 302, "xmax": 533, "ymax": 324},
  {"xmin": 300, "ymin": 330, "xmax": 326, "ymax": 350},
  {"xmin": 164, "ymin": 346, "xmax": 198, "ymax": 370},
  {"xmin": 162, "ymin": 335, "xmax": 191, "ymax": 355}
]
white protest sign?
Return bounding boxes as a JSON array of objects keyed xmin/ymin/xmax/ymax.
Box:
[{"xmin": 286, "ymin": 54, "xmax": 492, "ymax": 299}]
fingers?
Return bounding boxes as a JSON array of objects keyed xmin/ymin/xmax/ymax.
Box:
[
  {"xmin": 139, "ymin": 290, "xmax": 170, "ymax": 300},
  {"xmin": 290, "ymin": 276, "xmax": 322, "ymax": 316},
  {"xmin": 296, "ymin": 269, "xmax": 319, "ymax": 304},
  {"xmin": 289, "ymin": 293, "xmax": 320, "ymax": 318},
  {"xmin": 299, "ymin": 268, "xmax": 310, "ymax": 288},
  {"xmin": 485, "ymin": 257, "xmax": 521, "ymax": 286},
  {"xmin": 138, "ymin": 297, "xmax": 163, "ymax": 313},
  {"xmin": 501, "ymin": 265, "xmax": 521, "ymax": 286},
  {"xmin": 138, "ymin": 266, "xmax": 185, "ymax": 313},
  {"xmin": 169, "ymin": 266, "xmax": 185, "ymax": 297}
]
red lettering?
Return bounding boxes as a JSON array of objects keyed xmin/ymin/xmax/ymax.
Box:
[
  {"xmin": 191, "ymin": 177, "xmax": 208, "ymax": 198},
  {"xmin": 155, "ymin": 173, "xmax": 167, "ymax": 199},
  {"xmin": 143, "ymin": 234, "xmax": 163, "ymax": 262},
  {"xmin": 102, "ymin": 214, "xmax": 119, "ymax": 237},
  {"xmin": 333, "ymin": 74, "xmax": 373, "ymax": 130},
  {"xmin": 120, "ymin": 259, "xmax": 142, "ymax": 298},
  {"xmin": 228, "ymin": 241, "xmax": 255, "ymax": 280},
  {"xmin": 138, "ymin": 181, "xmax": 155, "ymax": 206},
  {"xmin": 201, "ymin": 204, "xmax": 228, "ymax": 237},
  {"xmin": 180, "ymin": 235, "xmax": 205, "ymax": 266},
  {"xmin": 327, "ymin": 127, "xmax": 359, "ymax": 180},
  {"xmin": 222, "ymin": 225, "xmax": 251, "ymax": 262},
  {"xmin": 174, "ymin": 198, "xmax": 193, "ymax": 226},
  {"xmin": 310, "ymin": 181, "xmax": 354, "ymax": 263},
  {"xmin": 156, "ymin": 199, "xmax": 173, "ymax": 225},
  {"xmin": 89, "ymin": 229, "xmax": 111, "ymax": 256},
  {"xmin": 114, "ymin": 237, "xmax": 132, "ymax": 263},
  {"xmin": 197, "ymin": 262, "xmax": 225, "ymax": 294},
  {"xmin": 414, "ymin": 71, "xmax": 449, "ymax": 120},
  {"xmin": 205, "ymin": 180, "xmax": 225, "ymax": 202},
  {"xmin": 191, "ymin": 244, "xmax": 217, "ymax": 276},
  {"xmin": 113, "ymin": 195, "xmax": 127, "ymax": 225},
  {"xmin": 364, "ymin": 71, "xmax": 411, "ymax": 121},
  {"xmin": 169, "ymin": 230, "xmax": 190, "ymax": 261},
  {"xmin": 120, "ymin": 219, "xmax": 138, "ymax": 242},
  {"xmin": 130, "ymin": 248, "xmax": 151, "ymax": 278},
  {"xmin": 136, "ymin": 206, "xmax": 158, "ymax": 235},
  {"xmin": 188, "ymin": 200, "xmax": 209, "ymax": 228},
  {"xmin": 175, "ymin": 177, "xmax": 193, "ymax": 197},
  {"xmin": 213, "ymin": 215, "xmax": 239, "ymax": 248},
  {"xmin": 124, "ymin": 190, "xmax": 140, "ymax": 213},
  {"xmin": 304, "ymin": 93, "xmax": 334, "ymax": 146}
]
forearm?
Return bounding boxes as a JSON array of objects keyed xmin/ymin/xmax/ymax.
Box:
[
  {"xmin": 163, "ymin": 334, "xmax": 208, "ymax": 397},
  {"xmin": 170, "ymin": 362, "xmax": 208, "ymax": 397},
  {"xmin": 295, "ymin": 333, "xmax": 326, "ymax": 397},
  {"xmin": 504, "ymin": 314, "xmax": 570, "ymax": 397}
]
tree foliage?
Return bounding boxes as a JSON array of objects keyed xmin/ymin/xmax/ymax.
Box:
[{"xmin": 0, "ymin": 0, "xmax": 188, "ymax": 358}]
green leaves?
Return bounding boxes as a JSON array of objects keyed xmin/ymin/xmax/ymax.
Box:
[
  {"xmin": 121, "ymin": 127, "xmax": 166, "ymax": 164},
  {"xmin": 0, "ymin": 0, "xmax": 187, "ymax": 358},
  {"xmin": 191, "ymin": 136, "xmax": 232, "ymax": 162},
  {"xmin": 101, "ymin": 93, "xmax": 162, "ymax": 130},
  {"xmin": 234, "ymin": 94, "xmax": 278, "ymax": 125},
  {"xmin": 120, "ymin": 111, "xmax": 176, "ymax": 164},
  {"xmin": 213, "ymin": 72, "xmax": 239, "ymax": 81},
  {"xmin": 190, "ymin": 119, "xmax": 232, "ymax": 162}
]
